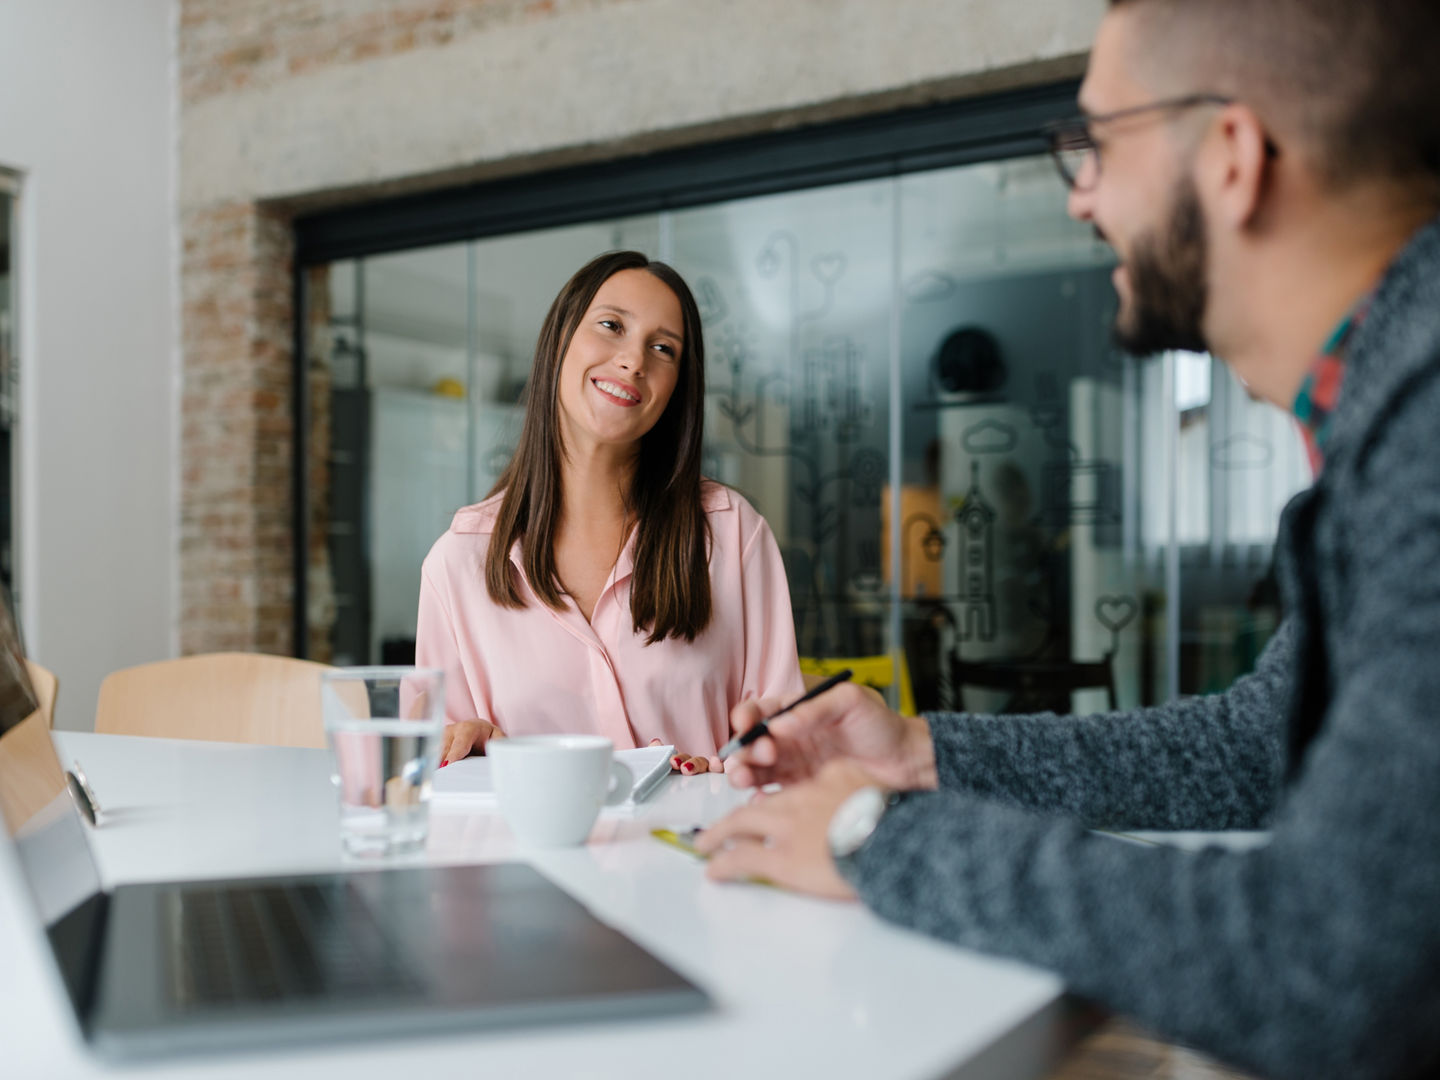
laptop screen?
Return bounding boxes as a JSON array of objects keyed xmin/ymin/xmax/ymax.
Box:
[{"xmin": 0, "ymin": 605, "xmax": 104, "ymax": 928}]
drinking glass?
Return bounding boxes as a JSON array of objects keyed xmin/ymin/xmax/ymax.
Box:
[{"xmin": 322, "ymin": 667, "xmax": 445, "ymax": 857}]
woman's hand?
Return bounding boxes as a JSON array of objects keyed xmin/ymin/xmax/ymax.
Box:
[
  {"xmin": 649, "ymin": 738, "xmax": 721, "ymax": 775},
  {"xmin": 439, "ymin": 720, "xmax": 503, "ymax": 766}
]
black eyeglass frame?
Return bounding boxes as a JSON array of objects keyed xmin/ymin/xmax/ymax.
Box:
[{"xmin": 1042, "ymin": 93, "xmax": 1238, "ymax": 191}]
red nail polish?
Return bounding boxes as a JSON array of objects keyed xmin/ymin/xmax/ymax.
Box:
[{"xmin": 682, "ymin": 762, "xmax": 694, "ymax": 773}]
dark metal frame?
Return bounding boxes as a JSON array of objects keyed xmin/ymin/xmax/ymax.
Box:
[{"xmin": 288, "ymin": 80, "xmax": 1080, "ymax": 657}]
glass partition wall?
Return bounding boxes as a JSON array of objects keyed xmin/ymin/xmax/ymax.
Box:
[
  {"xmin": 0, "ymin": 177, "xmax": 18, "ymax": 620},
  {"xmin": 296, "ymin": 91, "xmax": 1309, "ymax": 713}
]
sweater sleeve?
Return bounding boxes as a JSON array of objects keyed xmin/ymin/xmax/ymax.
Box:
[
  {"xmin": 922, "ymin": 619, "xmax": 1293, "ymax": 830},
  {"xmin": 842, "ymin": 377, "xmax": 1440, "ymax": 1080}
]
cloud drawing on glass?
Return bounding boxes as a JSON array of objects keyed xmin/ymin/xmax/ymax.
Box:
[{"xmin": 962, "ymin": 419, "xmax": 1020, "ymax": 455}]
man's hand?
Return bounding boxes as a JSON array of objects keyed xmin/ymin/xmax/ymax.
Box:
[
  {"xmin": 439, "ymin": 720, "xmax": 503, "ymax": 765},
  {"xmin": 695, "ymin": 760, "xmax": 883, "ymax": 899},
  {"xmin": 724, "ymin": 682, "xmax": 938, "ymax": 792}
]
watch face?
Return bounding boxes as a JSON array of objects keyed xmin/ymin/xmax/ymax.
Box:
[
  {"xmin": 66, "ymin": 762, "xmax": 102, "ymax": 826},
  {"xmin": 828, "ymin": 786, "xmax": 889, "ymax": 860}
]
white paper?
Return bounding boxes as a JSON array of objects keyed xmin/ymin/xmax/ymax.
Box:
[{"xmin": 430, "ymin": 744, "xmax": 673, "ymax": 813}]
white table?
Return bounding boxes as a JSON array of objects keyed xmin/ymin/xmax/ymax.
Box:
[{"xmin": 0, "ymin": 732, "xmax": 1081, "ymax": 1079}]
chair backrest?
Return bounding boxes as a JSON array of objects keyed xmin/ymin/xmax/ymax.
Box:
[
  {"xmin": 948, "ymin": 654, "xmax": 1118, "ymax": 714},
  {"xmin": 800, "ymin": 653, "xmax": 917, "ymax": 717},
  {"xmin": 94, "ymin": 653, "xmax": 333, "ymax": 748},
  {"xmin": 23, "ymin": 661, "xmax": 58, "ymax": 729}
]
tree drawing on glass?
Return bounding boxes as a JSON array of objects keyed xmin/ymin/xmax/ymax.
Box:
[
  {"xmin": 955, "ymin": 462, "xmax": 998, "ymax": 642},
  {"xmin": 701, "ymin": 232, "xmax": 885, "ymax": 655}
]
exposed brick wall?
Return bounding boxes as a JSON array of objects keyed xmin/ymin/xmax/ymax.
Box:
[
  {"xmin": 180, "ymin": 0, "xmax": 622, "ymax": 104},
  {"xmin": 179, "ymin": 202, "xmax": 295, "ymax": 654}
]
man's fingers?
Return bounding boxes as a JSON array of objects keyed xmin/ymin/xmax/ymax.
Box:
[
  {"xmin": 729, "ymin": 698, "xmax": 767, "ymax": 736},
  {"xmin": 729, "ymin": 696, "xmax": 790, "ymax": 739},
  {"xmin": 740, "ymin": 733, "xmax": 779, "ymax": 767},
  {"xmin": 722, "ymin": 760, "xmax": 761, "ymax": 789},
  {"xmin": 694, "ymin": 802, "xmax": 785, "ymax": 855},
  {"xmin": 705, "ymin": 838, "xmax": 786, "ymax": 885}
]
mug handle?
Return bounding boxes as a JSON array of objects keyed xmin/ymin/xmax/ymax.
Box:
[{"xmin": 603, "ymin": 760, "xmax": 635, "ymax": 806}]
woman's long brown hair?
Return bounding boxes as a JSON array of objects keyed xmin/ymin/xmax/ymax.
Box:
[{"xmin": 483, "ymin": 251, "xmax": 711, "ymax": 644}]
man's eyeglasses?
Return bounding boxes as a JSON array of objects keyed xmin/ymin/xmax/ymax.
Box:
[{"xmin": 1042, "ymin": 93, "xmax": 1236, "ymax": 192}]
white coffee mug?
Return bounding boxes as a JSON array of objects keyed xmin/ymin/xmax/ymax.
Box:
[{"xmin": 488, "ymin": 735, "xmax": 634, "ymax": 847}]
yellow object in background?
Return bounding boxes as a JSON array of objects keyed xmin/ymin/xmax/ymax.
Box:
[
  {"xmin": 651, "ymin": 828, "xmax": 704, "ymax": 857},
  {"xmin": 799, "ymin": 653, "xmax": 916, "ymax": 717},
  {"xmin": 432, "ymin": 377, "xmax": 465, "ymax": 398}
]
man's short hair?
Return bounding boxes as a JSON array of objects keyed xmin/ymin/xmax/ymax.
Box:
[{"xmin": 1110, "ymin": 0, "xmax": 1440, "ymax": 206}]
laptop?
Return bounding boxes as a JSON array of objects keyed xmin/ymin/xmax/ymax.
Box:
[{"xmin": 0, "ymin": 620, "xmax": 707, "ymax": 1060}]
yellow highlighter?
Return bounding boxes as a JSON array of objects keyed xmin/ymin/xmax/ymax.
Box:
[{"xmin": 650, "ymin": 827, "xmax": 704, "ymax": 858}]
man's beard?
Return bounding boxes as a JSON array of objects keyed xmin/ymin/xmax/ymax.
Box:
[{"xmin": 1113, "ymin": 176, "xmax": 1210, "ymax": 356}]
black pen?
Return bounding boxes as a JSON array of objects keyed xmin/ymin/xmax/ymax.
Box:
[{"xmin": 716, "ymin": 668, "xmax": 854, "ymax": 762}]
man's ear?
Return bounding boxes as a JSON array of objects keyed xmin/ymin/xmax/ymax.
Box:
[{"xmin": 1202, "ymin": 103, "xmax": 1273, "ymax": 228}]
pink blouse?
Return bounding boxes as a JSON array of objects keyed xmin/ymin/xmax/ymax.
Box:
[{"xmin": 415, "ymin": 481, "xmax": 805, "ymax": 757}]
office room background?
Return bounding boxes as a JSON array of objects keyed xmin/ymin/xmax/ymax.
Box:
[{"xmin": 1, "ymin": 0, "xmax": 1305, "ymax": 729}]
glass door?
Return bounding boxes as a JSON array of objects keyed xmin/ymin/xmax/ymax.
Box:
[
  {"xmin": 0, "ymin": 174, "xmax": 19, "ymax": 621},
  {"xmin": 295, "ymin": 93, "xmax": 1311, "ymax": 715}
]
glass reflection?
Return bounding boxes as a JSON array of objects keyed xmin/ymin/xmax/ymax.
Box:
[{"xmin": 304, "ymin": 152, "xmax": 1312, "ymax": 715}]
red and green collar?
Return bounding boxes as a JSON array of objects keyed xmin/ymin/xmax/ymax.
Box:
[{"xmin": 1293, "ymin": 296, "xmax": 1372, "ymax": 473}]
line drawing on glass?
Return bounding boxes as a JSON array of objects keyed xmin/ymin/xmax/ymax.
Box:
[
  {"xmin": 954, "ymin": 462, "xmax": 998, "ymax": 642},
  {"xmin": 693, "ymin": 276, "xmax": 728, "ymax": 324},
  {"xmin": 962, "ymin": 419, "xmax": 1020, "ymax": 455},
  {"xmin": 1094, "ymin": 594, "xmax": 1138, "ymax": 652},
  {"xmin": 701, "ymin": 261, "xmax": 882, "ymax": 655},
  {"xmin": 1211, "ymin": 433, "xmax": 1274, "ymax": 471},
  {"xmin": 1043, "ymin": 459, "xmax": 1120, "ymax": 525},
  {"xmin": 1030, "ymin": 371, "xmax": 1079, "ymax": 460},
  {"xmin": 806, "ymin": 252, "xmax": 846, "ymax": 319},
  {"xmin": 903, "ymin": 270, "xmax": 959, "ymax": 304}
]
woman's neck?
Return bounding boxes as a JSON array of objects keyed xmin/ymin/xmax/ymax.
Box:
[{"xmin": 558, "ymin": 442, "xmax": 636, "ymax": 535}]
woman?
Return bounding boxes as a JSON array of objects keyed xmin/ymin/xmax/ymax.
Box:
[{"xmin": 417, "ymin": 251, "xmax": 803, "ymax": 773}]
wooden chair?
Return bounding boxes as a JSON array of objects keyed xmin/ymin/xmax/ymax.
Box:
[
  {"xmin": 94, "ymin": 653, "xmax": 333, "ymax": 749},
  {"xmin": 24, "ymin": 661, "xmax": 58, "ymax": 728},
  {"xmin": 948, "ymin": 651, "xmax": 1118, "ymax": 714},
  {"xmin": 800, "ymin": 652, "xmax": 918, "ymax": 716}
]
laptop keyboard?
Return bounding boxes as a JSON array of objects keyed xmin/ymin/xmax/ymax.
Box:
[{"xmin": 170, "ymin": 880, "xmax": 420, "ymax": 1008}]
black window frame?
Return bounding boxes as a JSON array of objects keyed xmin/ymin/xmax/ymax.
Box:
[{"xmin": 290, "ymin": 80, "xmax": 1080, "ymax": 658}]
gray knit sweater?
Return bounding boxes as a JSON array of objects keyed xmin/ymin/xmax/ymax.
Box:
[{"xmin": 843, "ymin": 217, "xmax": 1440, "ymax": 1080}]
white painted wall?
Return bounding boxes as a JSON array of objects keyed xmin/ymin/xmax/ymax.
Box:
[{"xmin": 0, "ymin": 1, "xmax": 178, "ymax": 729}]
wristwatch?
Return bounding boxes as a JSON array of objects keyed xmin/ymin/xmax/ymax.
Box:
[{"xmin": 827, "ymin": 784, "xmax": 901, "ymax": 863}]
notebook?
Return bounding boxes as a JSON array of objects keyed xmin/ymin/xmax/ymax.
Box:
[{"xmin": 430, "ymin": 744, "xmax": 673, "ymax": 810}]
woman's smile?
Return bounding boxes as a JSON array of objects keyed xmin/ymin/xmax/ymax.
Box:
[{"xmin": 591, "ymin": 376, "xmax": 642, "ymax": 407}]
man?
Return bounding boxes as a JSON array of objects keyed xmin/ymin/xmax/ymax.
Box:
[{"xmin": 696, "ymin": 2, "xmax": 1440, "ymax": 1077}]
